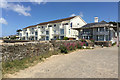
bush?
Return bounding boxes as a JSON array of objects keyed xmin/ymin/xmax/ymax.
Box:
[
  {"xmin": 57, "ymin": 38, "xmax": 60, "ymax": 40},
  {"xmin": 60, "ymin": 41, "xmax": 88, "ymax": 53},
  {"xmin": 60, "ymin": 45, "xmax": 68, "ymax": 53},
  {"xmin": 77, "ymin": 44, "xmax": 82, "ymax": 49},
  {"xmin": 63, "ymin": 37, "xmax": 68, "ymax": 40},
  {"xmin": 90, "ymin": 39, "xmax": 95, "ymax": 43},
  {"xmin": 80, "ymin": 39, "xmax": 86, "ymax": 42},
  {"xmin": 112, "ymin": 42, "xmax": 116, "ymax": 46}
]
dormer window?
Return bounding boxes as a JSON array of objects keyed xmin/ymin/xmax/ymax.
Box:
[{"xmin": 32, "ymin": 28, "xmax": 34, "ymax": 30}]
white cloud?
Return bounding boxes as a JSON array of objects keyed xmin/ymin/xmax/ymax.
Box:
[
  {"xmin": 0, "ymin": 0, "xmax": 31, "ymax": 16},
  {"xmin": 30, "ymin": 0, "xmax": 47, "ymax": 5},
  {"xmin": 70, "ymin": 14, "xmax": 76, "ymax": 17},
  {"xmin": 0, "ymin": 18, "xmax": 8, "ymax": 25},
  {"xmin": 70, "ymin": 12, "xmax": 84, "ymax": 17}
]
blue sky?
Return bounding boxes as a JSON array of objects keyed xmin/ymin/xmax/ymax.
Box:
[{"xmin": 0, "ymin": 2, "xmax": 118, "ymax": 37}]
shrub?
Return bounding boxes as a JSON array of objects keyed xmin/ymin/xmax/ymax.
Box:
[
  {"xmin": 60, "ymin": 45, "xmax": 68, "ymax": 53},
  {"xmin": 63, "ymin": 37, "xmax": 68, "ymax": 40},
  {"xmin": 77, "ymin": 44, "xmax": 82, "ymax": 49},
  {"xmin": 90, "ymin": 39, "xmax": 95, "ymax": 43},
  {"xmin": 80, "ymin": 39, "xmax": 86, "ymax": 42},
  {"xmin": 112, "ymin": 42, "xmax": 116, "ymax": 46},
  {"xmin": 57, "ymin": 38, "xmax": 60, "ymax": 40}
]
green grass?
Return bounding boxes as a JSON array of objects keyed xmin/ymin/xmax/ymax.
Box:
[
  {"xmin": 2, "ymin": 46, "xmax": 92, "ymax": 76},
  {"xmin": 2, "ymin": 50, "xmax": 60, "ymax": 75},
  {"xmin": 0, "ymin": 62, "xmax": 2, "ymax": 79}
]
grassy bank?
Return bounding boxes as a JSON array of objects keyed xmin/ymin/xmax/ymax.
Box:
[
  {"xmin": 2, "ymin": 46, "xmax": 92, "ymax": 77},
  {"xmin": 2, "ymin": 50, "xmax": 60, "ymax": 76},
  {"xmin": 0, "ymin": 62, "xmax": 2, "ymax": 79}
]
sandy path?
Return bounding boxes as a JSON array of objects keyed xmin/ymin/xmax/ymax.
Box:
[{"xmin": 6, "ymin": 46, "xmax": 118, "ymax": 78}]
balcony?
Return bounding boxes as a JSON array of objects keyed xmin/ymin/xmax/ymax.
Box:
[
  {"xmin": 95, "ymin": 31, "xmax": 109, "ymax": 35},
  {"xmin": 82, "ymin": 32, "xmax": 93, "ymax": 36},
  {"xmin": 40, "ymin": 34, "xmax": 46, "ymax": 36},
  {"xmin": 53, "ymin": 32, "xmax": 59, "ymax": 36}
]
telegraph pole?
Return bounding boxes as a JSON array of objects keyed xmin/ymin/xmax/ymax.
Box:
[
  {"xmin": 117, "ymin": 1, "xmax": 120, "ymax": 47},
  {"xmin": 117, "ymin": 22, "xmax": 119, "ymax": 47}
]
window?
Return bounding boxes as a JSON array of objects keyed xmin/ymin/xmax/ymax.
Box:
[
  {"xmin": 106, "ymin": 35, "xmax": 109, "ymax": 41},
  {"xmin": 48, "ymin": 25, "xmax": 52, "ymax": 27},
  {"xmin": 35, "ymin": 37, "xmax": 37, "ymax": 40},
  {"xmin": 19, "ymin": 33, "xmax": 22, "ymax": 36},
  {"xmin": 32, "ymin": 28, "xmax": 34, "ymax": 30},
  {"xmin": 35, "ymin": 32, "xmax": 38, "ymax": 35},
  {"xmin": 32, "ymin": 32, "xmax": 34, "ymax": 34},
  {"xmin": 31, "ymin": 37, "xmax": 34, "ymax": 40},
  {"xmin": 96, "ymin": 28, "xmax": 99, "ymax": 32},
  {"xmin": 100, "ymin": 27, "xmax": 104, "ymax": 32},
  {"xmin": 64, "ymin": 23, "xmax": 68, "ymax": 25},
  {"xmin": 42, "ymin": 26, "xmax": 43, "ymax": 28},
  {"xmin": 46, "ymin": 36, "xmax": 49, "ymax": 40},
  {"xmin": 70, "ymin": 23, "xmax": 72, "ymax": 28},
  {"xmin": 69, "ymin": 29, "xmax": 70, "ymax": 34},
  {"xmin": 65, "ymin": 23, "xmax": 68, "ymax": 25},
  {"xmin": 26, "ymin": 33, "xmax": 28, "ymax": 36},
  {"xmin": 60, "ymin": 36, "xmax": 64, "ymax": 40},
  {"xmin": 46, "ymin": 31, "xmax": 49, "ymax": 35},
  {"xmin": 54, "ymin": 30, "xmax": 56, "ymax": 33},
  {"xmin": 106, "ymin": 27, "xmax": 108, "ymax": 31},
  {"xmin": 77, "ymin": 23, "xmax": 79, "ymax": 25},
  {"xmin": 99, "ymin": 35, "xmax": 104, "ymax": 41},
  {"xmin": 60, "ymin": 29, "xmax": 64, "ymax": 34},
  {"xmin": 54, "ymin": 24, "xmax": 56, "ymax": 27},
  {"xmin": 54, "ymin": 36, "xmax": 56, "ymax": 39},
  {"xmin": 42, "ymin": 32, "xmax": 44, "ymax": 34}
]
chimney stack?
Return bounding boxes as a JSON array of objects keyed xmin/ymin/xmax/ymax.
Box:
[{"xmin": 94, "ymin": 17, "xmax": 98, "ymax": 23}]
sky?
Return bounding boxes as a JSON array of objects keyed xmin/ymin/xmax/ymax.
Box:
[{"xmin": 0, "ymin": 2, "xmax": 118, "ymax": 37}]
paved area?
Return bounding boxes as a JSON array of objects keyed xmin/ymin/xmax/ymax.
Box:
[{"xmin": 6, "ymin": 46, "xmax": 118, "ymax": 78}]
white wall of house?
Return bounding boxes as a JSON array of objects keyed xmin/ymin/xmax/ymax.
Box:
[{"xmin": 19, "ymin": 16, "xmax": 86, "ymax": 41}]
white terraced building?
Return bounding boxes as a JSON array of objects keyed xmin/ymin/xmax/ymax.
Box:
[{"xmin": 19, "ymin": 16, "xmax": 87, "ymax": 40}]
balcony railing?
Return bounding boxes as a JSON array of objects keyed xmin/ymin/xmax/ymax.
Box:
[
  {"xmin": 95, "ymin": 31, "xmax": 109, "ymax": 35},
  {"xmin": 53, "ymin": 32, "xmax": 59, "ymax": 35},
  {"xmin": 40, "ymin": 34, "xmax": 46, "ymax": 36}
]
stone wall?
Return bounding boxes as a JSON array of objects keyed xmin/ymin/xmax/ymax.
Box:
[
  {"xmin": 1, "ymin": 40, "xmax": 94, "ymax": 62},
  {"xmin": 95, "ymin": 41, "xmax": 112, "ymax": 47}
]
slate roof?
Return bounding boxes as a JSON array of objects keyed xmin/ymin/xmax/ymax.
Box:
[
  {"xmin": 82, "ymin": 21, "xmax": 109, "ymax": 28},
  {"xmin": 72, "ymin": 21, "xmax": 116, "ymax": 30}
]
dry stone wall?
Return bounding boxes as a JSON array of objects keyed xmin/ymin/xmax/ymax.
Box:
[{"xmin": 1, "ymin": 40, "xmax": 93, "ymax": 62}]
